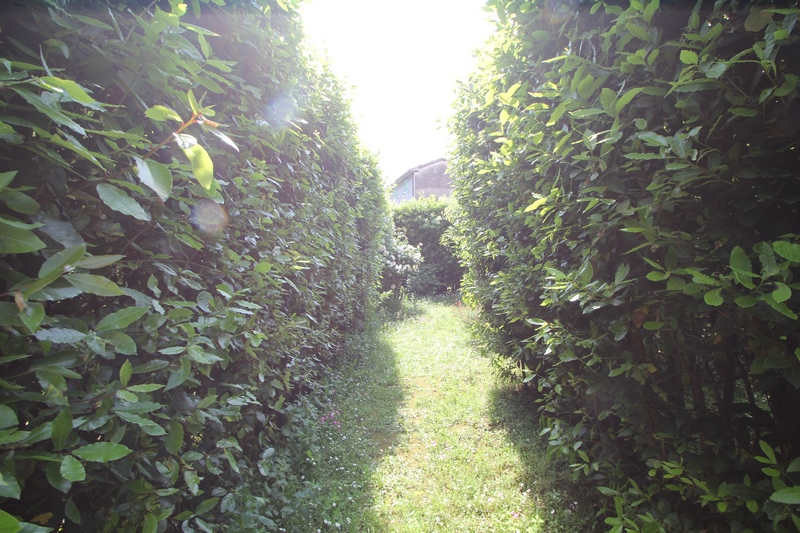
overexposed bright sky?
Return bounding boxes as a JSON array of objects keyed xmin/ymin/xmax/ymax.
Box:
[{"xmin": 300, "ymin": 0, "xmax": 496, "ymax": 182}]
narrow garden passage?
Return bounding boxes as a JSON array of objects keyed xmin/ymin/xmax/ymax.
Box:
[{"xmin": 287, "ymin": 297, "xmax": 593, "ymax": 532}]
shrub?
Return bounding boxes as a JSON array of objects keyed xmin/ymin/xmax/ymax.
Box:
[
  {"xmin": 0, "ymin": 1, "xmax": 386, "ymax": 531},
  {"xmin": 451, "ymin": 0, "xmax": 800, "ymax": 531},
  {"xmin": 378, "ymin": 221, "xmax": 422, "ymax": 314},
  {"xmin": 392, "ymin": 196, "xmax": 463, "ymax": 295}
]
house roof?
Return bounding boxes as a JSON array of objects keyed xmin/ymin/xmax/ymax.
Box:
[{"xmin": 391, "ymin": 157, "xmax": 447, "ymax": 186}]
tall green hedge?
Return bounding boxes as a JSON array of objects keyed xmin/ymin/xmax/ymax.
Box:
[
  {"xmin": 0, "ymin": 1, "xmax": 387, "ymax": 531},
  {"xmin": 451, "ymin": 0, "xmax": 800, "ymax": 531},
  {"xmin": 392, "ymin": 196, "xmax": 463, "ymax": 295}
]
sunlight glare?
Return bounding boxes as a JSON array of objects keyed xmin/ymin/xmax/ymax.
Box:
[{"xmin": 300, "ymin": 0, "xmax": 496, "ymax": 181}]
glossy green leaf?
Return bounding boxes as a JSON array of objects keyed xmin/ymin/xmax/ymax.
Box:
[
  {"xmin": 729, "ymin": 246, "xmax": 752, "ymax": 274},
  {"xmin": 1, "ymin": 190, "xmax": 41, "ymax": 215},
  {"xmin": 19, "ymin": 302, "xmax": 45, "ymax": 334},
  {"xmin": 0, "ymin": 224, "xmax": 46, "ymax": 254},
  {"xmin": 771, "ymin": 487, "xmax": 800, "ymax": 505},
  {"xmin": 127, "ymin": 384, "xmax": 163, "ymax": 393},
  {"xmin": 96, "ymin": 307, "xmax": 148, "ymax": 332},
  {"xmin": 0, "ymin": 406, "xmax": 18, "ymax": 429},
  {"xmin": 38, "ymin": 244, "xmax": 86, "ymax": 279},
  {"xmin": 40, "ymin": 76, "xmax": 103, "ymax": 111},
  {"xmin": 187, "ymin": 89, "xmax": 201, "ymax": 114},
  {"xmin": 729, "ymin": 107, "xmax": 759, "ymax": 117},
  {"xmin": 773, "ymin": 241, "xmax": 800, "ymax": 262},
  {"xmin": 71, "ymin": 442, "xmax": 132, "ymax": 462},
  {"xmin": 615, "ymin": 87, "xmax": 643, "ymax": 114},
  {"xmin": 142, "ymin": 514, "xmax": 158, "ymax": 533},
  {"xmin": 0, "ymin": 468, "xmax": 21, "ymax": 499},
  {"xmin": 145, "ymin": 105, "xmax": 183, "ymax": 122},
  {"xmin": 735, "ymin": 295, "xmax": 759, "ymax": 308},
  {"xmin": 71, "ymin": 254, "xmax": 125, "ymax": 270},
  {"xmin": 119, "ymin": 359, "xmax": 132, "ymax": 387},
  {"xmin": 116, "ymin": 390, "xmax": 138, "ymax": 402},
  {"xmin": 704, "ymin": 288, "xmax": 723, "ymax": 306},
  {"xmin": 646, "ymin": 271, "xmax": 669, "ymax": 281},
  {"xmin": 115, "ymin": 411, "xmax": 166, "ymax": 436},
  {"xmin": 195, "ymin": 497, "xmax": 220, "ymax": 516},
  {"xmin": 34, "ymin": 328, "xmax": 86, "ymax": 344},
  {"xmin": 763, "ymin": 294, "xmax": 798, "ymax": 320},
  {"xmin": 184, "ymin": 470, "xmax": 200, "ymax": 495},
  {"xmin": 9, "ymin": 87, "xmax": 85, "ymax": 135},
  {"xmin": 64, "ymin": 273, "xmax": 125, "ymax": 296},
  {"xmin": 703, "ymin": 62, "xmax": 727, "ymax": 79},
  {"xmin": 60, "ymin": 455, "xmax": 85, "ymax": 482},
  {"xmin": 96, "ymin": 183, "xmax": 150, "ymax": 221},
  {"xmin": 0, "ymin": 171, "xmax": 17, "ymax": 191},
  {"xmin": 0, "ymin": 510, "xmax": 20, "ymax": 533},
  {"xmin": 165, "ymin": 420, "xmax": 185, "ymax": 454},
  {"xmin": 64, "ymin": 498, "xmax": 81, "ymax": 526},
  {"xmin": 201, "ymin": 123, "xmax": 239, "ymax": 152},
  {"xmin": 180, "ymin": 142, "xmax": 217, "ymax": 193},
  {"xmin": 165, "ymin": 357, "xmax": 192, "ymax": 391},
  {"xmin": 101, "ymin": 331, "xmax": 137, "ymax": 355},
  {"xmin": 773, "ymin": 282, "xmax": 791, "ymax": 303},
  {"xmin": 643, "ymin": 0, "xmax": 659, "ymax": 23},
  {"xmin": 134, "ymin": 157, "xmax": 173, "ymax": 201},
  {"xmin": 680, "ymin": 50, "xmax": 698, "ymax": 65},
  {"xmin": 51, "ymin": 407, "xmax": 72, "ymax": 451}
]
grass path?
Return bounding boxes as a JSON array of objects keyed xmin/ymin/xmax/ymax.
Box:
[{"xmin": 285, "ymin": 297, "xmax": 593, "ymax": 532}]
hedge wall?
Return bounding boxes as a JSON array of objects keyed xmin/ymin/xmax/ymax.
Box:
[
  {"xmin": 0, "ymin": 1, "xmax": 387, "ymax": 531},
  {"xmin": 391, "ymin": 196, "xmax": 463, "ymax": 295},
  {"xmin": 451, "ymin": 0, "xmax": 800, "ymax": 531}
]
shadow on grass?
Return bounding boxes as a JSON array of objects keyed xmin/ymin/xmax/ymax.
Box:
[
  {"xmin": 282, "ymin": 316, "xmax": 405, "ymax": 532},
  {"xmin": 486, "ymin": 382, "xmax": 601, "ymax": 532}
]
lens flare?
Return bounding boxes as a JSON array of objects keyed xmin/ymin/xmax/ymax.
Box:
[
  {"xmin": 189, "ymin": 199, "xmax": 229, "ymax": 235},
  {"xmin": 261, "ymin": 93, "xmax": 296, "ymax": 128}
]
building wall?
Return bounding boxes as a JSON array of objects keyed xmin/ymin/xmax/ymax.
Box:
[
  {"xmin": 414, "ymin": 160, "xmax": 451, "ymax": 198},
  {"xmin": 391, "ymin": 175, "xmax": 414, "ymax": 203},
  {"xmin": 391, "ymin": 159, "xmax": 451, "ymax": 203}
]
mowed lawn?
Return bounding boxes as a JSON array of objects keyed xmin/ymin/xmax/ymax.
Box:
[{"xmin": 285, "ymin": 297, "xmax": 594, "ymax": 532}]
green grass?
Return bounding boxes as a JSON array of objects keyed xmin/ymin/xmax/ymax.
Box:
[{"xmin": 283, "ymin": 296, "xmax": 595, "ymax": 532}]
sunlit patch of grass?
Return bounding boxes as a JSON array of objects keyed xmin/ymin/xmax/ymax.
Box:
[{"xmin": 283, "ymin": 296, "xmax": 596, "ymax": 532}]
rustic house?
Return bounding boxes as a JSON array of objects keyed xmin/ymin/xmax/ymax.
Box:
[{"xmin": 390, "ymin": 158, "xmax": 452, "ymax": 203}]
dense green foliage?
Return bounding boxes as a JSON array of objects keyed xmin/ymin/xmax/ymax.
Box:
[
  {"xmin": 378, "ymin": 222, "xmax": 421, "ymax": 313},
  {"xmin": 451, "ymin": 0, "xmax": 800, "ymax": 531},
  {"xmin": 0, "ymin": 1, "xmax": 387, "ymax": 531},
  {"xmin": 391, "ymin": 196, "xmax": 463, "ymax": 295}
]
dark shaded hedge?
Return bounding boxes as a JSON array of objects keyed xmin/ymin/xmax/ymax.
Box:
[
  {"xmin": 451, "ymin": 0, "xmax": 800, "ymax": 531},
  {"xmin": 392, "ymin": 196, "xmax": 463, "ymax": 295},
  {"xmin": 0, "ymin": 0, "xmax": 387, "ymax": 531}
]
